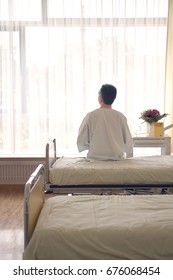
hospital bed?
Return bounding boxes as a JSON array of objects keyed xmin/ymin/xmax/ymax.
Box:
[
  {"xmin": 23, "ymin": 164, "xmax": 173, "ymax": 260},
  {"xmin": 45, "ymin": 139, "xmax": 173, "ymax": 194}
]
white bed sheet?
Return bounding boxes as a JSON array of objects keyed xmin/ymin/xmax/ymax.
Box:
[
  {"xmin": 49, "ymin": 155, "xmax": 173, "ymax": 185},
  {"xmin": 23, "ymin": 194, "xmax": 173, "ymax": 260}
]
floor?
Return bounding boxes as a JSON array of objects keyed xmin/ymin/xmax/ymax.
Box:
[
  {"xmin": 0, "ymin": 185, "xmax": 24, "ymax": 260},
  {"xmin": 0, "ymin": 184, "xmax": 57, "ymax": 260}
]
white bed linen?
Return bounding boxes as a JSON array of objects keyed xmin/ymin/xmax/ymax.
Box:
[
  {"xmin": 49, "ymin": 155, "xmax": 173, "ymax": 185},
  {"xmin": 23, "ymin": 194, "xmax": 173, "ymax": 260}
]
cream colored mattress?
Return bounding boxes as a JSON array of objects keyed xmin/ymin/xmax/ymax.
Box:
[
  {"xmin": 23, "ymin": 194, "xmax": 173, "ymax": 260},
  {"xmin": 49, "ymin": 155, "xmax": 173, "ymax": 185}
]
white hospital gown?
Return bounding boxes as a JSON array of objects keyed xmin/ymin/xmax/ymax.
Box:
[{"xmin": 77, "ymin": 108, "xmax": 133, "ymax": 160}]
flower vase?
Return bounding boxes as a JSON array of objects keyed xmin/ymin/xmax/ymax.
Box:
[
  {"xmin": 146, "ymin": 122, "xmax": 164, "ymax": 137},
  {"xmin": 146, "ymin": 123, "xmax": 154, "ymax": 136}
]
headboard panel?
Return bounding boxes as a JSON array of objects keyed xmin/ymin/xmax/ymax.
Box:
[
  {"xmin": 24, "ymin": 164, "xmax": 45, "ymax": 248},
  {"xmin": 45, "ymin": 138, "xmax": 56, "ymax": 183}
]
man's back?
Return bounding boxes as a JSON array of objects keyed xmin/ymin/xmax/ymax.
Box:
[{"xmin": 77, "ymin": 108, "xmax": 133, "ymax": 160}]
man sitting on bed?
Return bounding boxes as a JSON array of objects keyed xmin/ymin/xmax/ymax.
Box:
[{"xmin": 77, "ymin": 84, "xmax": 133, "ymax": 160}]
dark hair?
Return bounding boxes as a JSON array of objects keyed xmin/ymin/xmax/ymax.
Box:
[{"xmin": 99, "ymin": 84, "xmax": 117, "ymax": 105}]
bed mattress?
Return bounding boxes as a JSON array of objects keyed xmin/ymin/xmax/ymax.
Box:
[
  {"xmin": 49, "ymin": 155, "xmax": 173, "ymax": 185},
  {"xmin": 23, "ymin": 194, "xmax": 173, "ymax": 260}
]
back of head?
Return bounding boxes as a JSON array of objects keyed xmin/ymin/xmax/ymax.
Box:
[{"xmin": 99, "ymin": 84, "xmax": 117, "ymax": 105}]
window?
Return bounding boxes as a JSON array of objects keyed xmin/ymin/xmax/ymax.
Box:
[{"xmin": 0, "ymin": 0, "xmax": 168, "ymax": 155}]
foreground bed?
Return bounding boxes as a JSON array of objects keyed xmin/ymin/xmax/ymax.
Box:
[
  {"xmin": 24, "ymin": 165, "xmax": 173, "ymax": 260},
  {"xmin": 45, "ymin": 139, "xmax": 173, "ymax": 194}
]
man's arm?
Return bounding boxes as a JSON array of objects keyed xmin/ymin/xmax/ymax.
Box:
[
  {"xmin": 125, "ymin": 136, "xmax": 134, "ymax": 158},
  {"xmin": 122, "ymin": 121, "xmax": 134, "ymax": 158}
]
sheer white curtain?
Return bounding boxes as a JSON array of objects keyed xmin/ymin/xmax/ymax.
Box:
[
  {"xmin": 164, "ymin": 0, "xmax": 173, "ymax": 152},
  {"xmin": 0, "ymin": 0, "xmax": 168, "ymax": 155}
]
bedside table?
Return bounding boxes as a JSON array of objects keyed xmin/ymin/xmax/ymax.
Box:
[{"xmin": 132, "ymin": 136, "xmax": 171, "ymax": 157}]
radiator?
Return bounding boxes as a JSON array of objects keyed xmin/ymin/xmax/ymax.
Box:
[{"xmin": 0, "ymin": 159, "xmax": 45, "ymax": 185}]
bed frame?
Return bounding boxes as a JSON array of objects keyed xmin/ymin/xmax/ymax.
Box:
[
  {"xmin": 24, "ymin": 165, "xmax": 173, "ymax": 259},
  {"xmin": 45, "ymin": 138, "xmax": 173, "ymax": 194},
  {"xmin": 24, "ymin": 164, "xmax": 45, "ymax": 248}
]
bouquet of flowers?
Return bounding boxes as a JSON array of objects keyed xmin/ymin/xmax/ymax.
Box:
[{"xmin": 140, "ymin": 109, "xmax": 168, "ymax": 123}]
